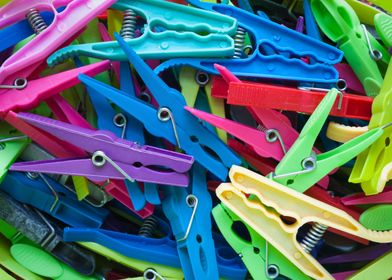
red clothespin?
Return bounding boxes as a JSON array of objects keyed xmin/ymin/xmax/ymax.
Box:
[
  {"xmin": 213, "ymin": 78, "xmax": 373, "ymax": 120},
  {"xmin": 341, "ymin": 186, "xmax": 392, "ymax": 205}
]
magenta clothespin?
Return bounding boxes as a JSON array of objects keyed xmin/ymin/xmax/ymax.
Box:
[
  {"xmin": 0, "ymin": 60, "xmax": 110, "ymax": 117},
  {"xmin": 341, "ymin": 186, "xmax": 392, "ymax": 205},
  {"xmin": 0, "ymin": 0, "xmax": 115, "ymax": 86}
]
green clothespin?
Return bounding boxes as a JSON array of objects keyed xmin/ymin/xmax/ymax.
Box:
[
  {"xmin": 0, "ymin": 122, "xmax": 30, "ymax": 183},
  {"xmin": 311, "ymin": 0, "xmax": 385, "ymax": 97},
  {"xmin": 0, "ymin": 234, "xmax": 44, "ymax": 280},
  {"xmin": 11, "ymin": 244, "xmax": 98, "ymax": 280},
  {"xmin": 212, "ymin": 204, "xmax": 310, "ymax": 280},
  {"xmin": 347, "ymin": 250, "xmax": 392, "ymax": 280},
  {"xmin": 179, "ymin": 66, "xmax": 227, "ymax": 143},
  {"xmin": 270, "ymin": 89, "xmax": 383, "ymax": 193},
  {"xmin": 76, "ymin": 242, "xmax": 184, "ymax": 279}
]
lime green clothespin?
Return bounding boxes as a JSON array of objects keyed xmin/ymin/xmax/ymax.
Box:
[
  {"xmin": 347, "ymin": 251, "xmax": 392, "ymax": 280},
  {"xmin": 0, "ymin": 122, "xmax": 30, "ymax": 184},
  {"xmin": 350, "ymin": 59, "xmax": 392, "ymax": 194},
  {"xmin": 270, "ymin": 89, "xmax": 383, "ymax": 193},
  {"xmin": 179, "ymin": 66, "xmax": 227, "ymax": 143},
  {"xmin": 0, "ymin": 234, "xmax": 44, "ymax": 280},
  {"xmin": 212, "ymin": 204, "xmax": 311, "ymax": 280},
  {"xmin": 77, "ymin": 242, "xmax": 184, "ymax": 279},
  {"xmin": 311, "ymin": 0, "xmax": 385, "ymax": 97}
]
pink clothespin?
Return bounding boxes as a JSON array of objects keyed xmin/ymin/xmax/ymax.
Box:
[
  {"xmin": 335, "ymin": 63, "xmax": 366, "ymax": 95},
  {"xmin": 341, "ymin": 186, "xmax": 392, "ymax": 205},
  {"xmin": 0, "ymin": 60, "xmax": 109, "ymax": 118},
  {"xmin": 0, "ymin": 0, "xmax": 115, "ymax": 86},
  {"xmin": 98, "ymin": 22, "xmax": 121, "ymax": 82}
]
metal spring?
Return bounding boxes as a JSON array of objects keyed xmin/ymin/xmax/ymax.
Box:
[
  {"xmin": 138, "ymin": 216, "xmax": 158, "ymax": 238},
  {"xmin": 233, "ymin": 26, "xmax": 246, "ymax": 58},
  {"xmin": 120, "ymin": 9, "xmax": 137, "ymax": 39},
  {"xmin": 300, "ymin": 223, "xmax": 328, "ymax": 253},
  {"xmin": 26, "ymin": 8, "xmax": 47, "ymax": 34}
]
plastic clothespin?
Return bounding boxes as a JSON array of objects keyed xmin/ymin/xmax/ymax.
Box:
[
  {"xmin": 0, "ymin": 0, "xmax": 115, "ymax": 86},
  {"xmin": 270, "ymin": 88, "xmax": 383, "ymax": 193},
  {"xmin": 213, "ymin": 204, "xmax": 311, "ymax": 280},
  {"xmin": 79, "ymin": 34, "xmax": 240, "ymax": 180},
  {"xmin": 216, "ymin": 166, "xmax": 392, "ymax": 280},
  {"xmin": 0, "ymin": 171, "xmax": 109, "ymax": 228},
  {"xmin": 179, "ymin": 67, "xmax": 227, "ymax": 143},
  {"xmin": 4, "ymin": 111, "xmax": 154, "ymax": 218},
  {"xmin": 10, "ymin": 113, "xmax": 194, "ymax": 186},
  {"xmin": 344, "ymin": 0, "xmax": 382, "ymax": 26},
  {"xmin": 349, "ymin": 60, "xmax": 392, "ymax": 195},
  {"xmin": 162, "ymin": 164, "xmax": 219, "ymax": 280},
  {"xmin": 65, "ymin": 216, "xmax": 247, "ymax": 279},
  {"xmin": 0, "ymin": 191, "xmax": 96, "ymax": 275},
  {"xmin": 216, "ymin": 76, "xmax": 373, "ymax": 120},
  {"xmin": 0, "ymin": 60, "xmax": 109, "ymax": 117},
  {"xmin": 334, "ymin": 63, "xmax": 366, "ymax": 95},
  {"xmin": 155, "ymin": 0, "xmax": 342, "ymax": 84},
  {"xmin": 368, "ymin": 0, "xmax": 392, "ymax": 13},
  {"xmin": 310, "ymin": 0, "xmax": 387, "ymax": 97},
  {"xmin": 47, "ymin": 0, "xmax": 236, "ymax": 65}
]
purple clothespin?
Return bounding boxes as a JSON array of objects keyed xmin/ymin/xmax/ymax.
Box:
[
  {"xmin": 10, "ymin": 113, "xmax": 194, "ymax": 186},
  {"xmin": 295, "ymin": 16, "xmax": 304, "ymax": 33}
]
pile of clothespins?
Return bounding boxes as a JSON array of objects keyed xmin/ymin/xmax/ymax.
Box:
[{"xmin": 0, "ymin": 0, "xmax": 391, "ymax": 279}]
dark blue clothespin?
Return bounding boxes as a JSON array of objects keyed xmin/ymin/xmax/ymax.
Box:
[
  {"xmin": 0, "ymin": 171, "xmax": 109, "ymax": 228},
  {"xmin": 0, "ymin": 191, "xmax": 96, "ymax": 275},
  {"xmin": 154, "ymin": 0, "xmax": 343, "ymax": 85},
  {"xmin": 79, "ymin": 33, "xmax": 241, "ymax": 181},
  {"xmin": 162, "ymin": 163, "xmax": 219, "ymax": 280}
]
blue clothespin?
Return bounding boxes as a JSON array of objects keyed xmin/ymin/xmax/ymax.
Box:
[
  {"xmin": 0, "ymin": 171, "xmax": 109, "ymax": 228},
  {"xmin": 162, "ymin": 163, "xmax": 219, "ymax": 280},
  {"xmin": 155, "ymin": 0, "xmax": 343, "ymax": 84},
  {"xmin": 303, "ymin": 0, "xmax": 322, "ymax": 40},
  {"xmin": 63, "ymin": 214, "xmax": 247, "ymax": 279},
  {"xmin": 79, "ymin": 33, "xmax": 241, "ymax": 181}
]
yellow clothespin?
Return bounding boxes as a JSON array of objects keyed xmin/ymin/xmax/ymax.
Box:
[
  {"xmin": 344, "ymin": 0, "xmax": 382, "ymax": 26},
  {"xmin": 216, "ymin": 165, "xmax": 392, "ymax": 280},
  {"xmin": 350, "ymin": 59, "xmax": 392, "ymax": 195}
]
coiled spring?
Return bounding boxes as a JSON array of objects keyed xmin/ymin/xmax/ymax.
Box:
[
  {"xmin": 138, "ymin": 216, "xmax": 158, "ymax": 238},
  {"xmin": 300, "ymin": 223, "xmax": 328, "ymax": 253},
  {"xmin": 233, "ymin": 26, "xmax": 246, "ymax": 58},
  {"xmin": 120, "ymin": 9, "xmax": 137, "ymax": 39},
  {"xmin": 26, "ymin": 8, "xmax": 47, "ymax": 34}
]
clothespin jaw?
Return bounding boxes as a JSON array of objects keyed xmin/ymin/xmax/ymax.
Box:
[
  {"xmin": 350, "ymin": 60, "xmax": 392, "ymax": 195},
  {"xmin": 271, "ymin": 89, "xmax": 383, "ymax": 193},
  {"xmin": 216, "ymin": 166, "xmax": 392, "ymax": 280},
  {"xmin": 212, "ymin": 204, "xmax": 311, "ymax": 280},
  {"xmin": 47, "ymin": 0, "xmax": 236, "ymax": 65},
  {"xmin": 162, "ymin": 164, "xmax": 219, "ymax": 280}
]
